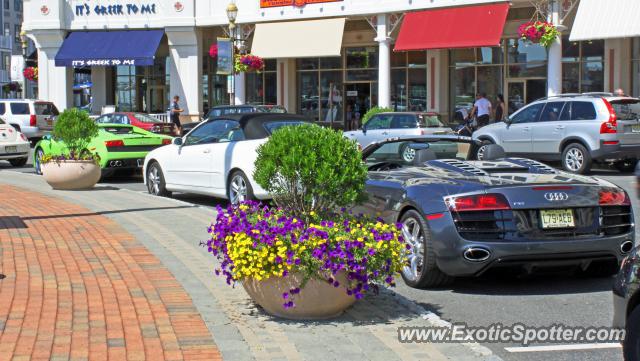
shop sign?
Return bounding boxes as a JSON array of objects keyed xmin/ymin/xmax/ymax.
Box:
[
  {"xmin": 217, "ymin": 38, "xmax": 234, "ymax": 75},
  {"xmin": 260, "ymin": 0, "xmax": 342, "ymax": 8},
  {"xmin": 10, "ymin": 56, "xmax": 24, "ymax": 82},
  {"xmin": 71, "ymin": 59, "xmax": 138, "ymax": 66},
  {"xmin": 72, "ymin": 2, "xmax": 157, "ymax": 16}
]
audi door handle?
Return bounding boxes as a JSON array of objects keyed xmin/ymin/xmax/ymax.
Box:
[
  {"xmin": 382, "ymin": 132, "xmax": 389, "ymax": 135},
  {"xmin": 555, "ymin": 126, "xmax": 565, "ymax": 130},
  {"xmin": 203, "ymin": 149, "xmax": 211, "ymax": 154},
  {"xmin": 523, "ymin": 127, "xmax": 530, "ymax": 131}
]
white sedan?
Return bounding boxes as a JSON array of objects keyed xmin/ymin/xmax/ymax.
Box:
[
  {"xmin": 143, "ymin": 114, "xmax": 308, "ymax": 204},
  {"xmin": 0, "ymin": 117, "xmax": 30, "ymax": 167}
]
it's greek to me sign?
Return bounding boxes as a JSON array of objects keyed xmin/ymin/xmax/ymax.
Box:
[{"xmin": 260, "ymin": 0, "xmax": 343, "ymax": 8}]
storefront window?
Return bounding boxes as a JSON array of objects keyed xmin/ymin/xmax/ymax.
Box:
[
  {"xmin": 346, "ymin": 47, "xmax": 378, "ymax": 69},
  {"xmin": 391, "ymin": 69, "xmax": 407, "ymax": 111},
  {"xmin": 246, "ymin": 59, "xmax": 277, "ymax": 105},
  {"xmin": 299, "ymin": 71, "xmax": 319, "ymax": 120},
  {"xmin": 507, "ymin": 39, "xmax": 547, "ymax": 78},
  {"xmin": 320, "ymin": 71, "xmax": 342, "ymax": 124},
  {"xmin": 408, "ymin": 68, "xmax": 427, "ymax": 111},
  {"xmin": 450, "ymin": 66, "xmax": 475, "ymax": 120},
  {"xmin": 633, "ymin": 38, "xmax": 640, "ymax": 97},
  {"xmin": 561, "ymin": 37, "xmax": 604, "ymax": 93},
  {"xmin": 202, "ymin": 41, "xmax": 229, "ymax": 113}
]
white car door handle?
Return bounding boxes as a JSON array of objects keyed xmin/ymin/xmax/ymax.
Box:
[
  {"xmin": 555, "ymin": 126, "xmax": 565, "ymax": 130},
  {"xmin": 203, "ymin": 149, "xmax": 211, "ymax": 154},
  {"xmin": 522, "ymin": 127, "xmax": 530, "ymax": 131},
  {"xmin": 382, "ymin": 132, "xmax": 389, "ymax": 135}
]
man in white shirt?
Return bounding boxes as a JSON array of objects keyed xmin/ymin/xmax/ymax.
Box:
[{"xmin": 469, "ymin": 92, "xmax": 492, "ymax": 129}]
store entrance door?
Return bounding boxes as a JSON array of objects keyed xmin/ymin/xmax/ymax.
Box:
[
  {"xmin": 344, "ymin": 83, "xmax": 373, "ymax": 131},
  {"xmin": 146, "ymin": 85, "xmax": 166, "ymax": 114},
  {"xmin": 506, "ymin": 79, "xmax": 547, "ymax": 116}
]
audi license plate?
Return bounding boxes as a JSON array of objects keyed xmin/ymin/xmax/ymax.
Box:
[
  {"xmin": 136, "ymin": 159, "xmax": 144, "ymax": 167},
  {"xmin": 5, "ymin": 146, "xmax": 16, "ymax": 153},
  {"xmin": 632, "ymin": 124, "xmax": 640, "ymax": 133},
  {"xmin": 540, "ymin": 209, "xmax": 575, "ymax": 229}
]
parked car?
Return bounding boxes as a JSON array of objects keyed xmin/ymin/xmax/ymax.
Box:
[
  {"xmin": 473, "ymin": 93, "xmax": 640, "ymax": 174},
  {"xmin": 344, "ymin": 112, "xmax": 454, "ymax": 162},
  {"xmin": 34, "ymin": 123, "xmax": 173, "ymax": 177},
  {"xmin": 0, "ymin": 117, "xmax": 30, "ymax": 166},
  {"xmin": 181, "ymin": 105, "xmax": 288, "ymax": 136},
  {"xmin": 95, "ymin": 112, "xmax": 176, "ymax": 136},
  {"xmin": 144, "ymin": 113, "xmax": 308, "ymax": 203},
  {"xmin": 614, "ymin": 245, "xmax": 640, "ymax": 361},
  {"xmin": 356, "ymin": 135, "xmax": 634, "ymax": 288},
  {"xmin": 0, "ymin": 99, "xmax": 59, "ymax": 140}
]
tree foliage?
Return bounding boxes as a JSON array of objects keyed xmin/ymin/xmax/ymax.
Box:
[
  {"xmin": 253, "ymin": 124, "xmax": 368, "ymax": 217},
  {"xmin": 52, "ymin": 108, "xmax": 99, "ymax": 158},
  {"xmin": 362, "ymin": 106, "xmax": 393, "ymax": 125}
]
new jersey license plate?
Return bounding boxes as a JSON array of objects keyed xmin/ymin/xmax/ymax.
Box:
[
  {"xmin": 540, "ymin": 209, "xmax": 575, "ymax": 229},
  {"xmin": 4, "ymin": 146, "xmax": 16, "ymax": 153}
]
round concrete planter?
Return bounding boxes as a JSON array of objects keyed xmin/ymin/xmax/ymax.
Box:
[
  {"xmin": 41, "ymin": 160, "xmax": 101, "ymax": 190},
  {"xmin": 243, "ymin": 272, "xmax": 356, "ymax": 320}
]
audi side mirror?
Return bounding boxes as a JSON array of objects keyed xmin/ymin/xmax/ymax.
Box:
[{"xmin": 173, "ymin": 137, "xmax": 183, "ymax": 146}]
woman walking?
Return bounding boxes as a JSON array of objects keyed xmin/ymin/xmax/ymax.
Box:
[{"xmin": 494, "ymin": 94, "xmax": 505, "ymax": 123}]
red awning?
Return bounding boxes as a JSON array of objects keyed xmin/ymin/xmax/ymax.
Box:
[{"xmin": 394, "ymin": 2, "xmax": 510, "ymax": 51}]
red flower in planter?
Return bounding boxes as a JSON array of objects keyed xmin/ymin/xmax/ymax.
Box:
[{"xmin": 23, "ymin": 67, "xmax": 38, "ymax": 82}]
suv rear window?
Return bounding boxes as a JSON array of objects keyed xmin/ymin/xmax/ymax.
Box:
[
  {"xmin": 34, "ymin": 102, "xmax": 60, "ymax": 116},
  {"xmin": 418, "ymin": 114, "xmax": 445, "ymax": 128},
  {"xmin": 611, "ymin": 100, "xmax": 640, "ymax": 121},
  {"xmin": 10, "ymin": 103, "xmax": 29, "ymax": 115},
  {"xmin": 570, "ymin": 102, "xmax": 596, "ymax": 120},
  {"xmin": 0, "ymin": 103, "xmax": 5, "ymax": 115}
]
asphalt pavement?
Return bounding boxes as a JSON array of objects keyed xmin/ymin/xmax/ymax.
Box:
[{"xmin": 1, "ymin": 151, "xmax": 638, "ymax": 361}]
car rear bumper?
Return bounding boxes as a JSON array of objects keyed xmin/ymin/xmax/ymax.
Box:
[
  {"xmin": 428, "ymin": 212, "xmax": 634, "ymax": 277},
  {"xmin": 102, "ymin": 157, "xmax": 145, "ymax": 170},
  {"xmin": 592, "ymin": 142, "xmax": 640, "ymax": 161},
  {"xmin": 0, "ymin": 142, "xmax": 30, "ymax": 159}
]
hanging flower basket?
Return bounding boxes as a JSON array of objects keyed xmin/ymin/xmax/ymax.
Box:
[
  {"xmin": 23, "ymin": 67, "xmax": 38, "ymax": 82},
  {"xmin": 234, "ymin": 54, "xmax": 265, "ymax": 74},
  {"xmin": 518, "ymin": 21, "xmax": 560, "ymax": 48},
  {"xmin": 209, "ymin": 44, "xmax": 218, "ymax": 59}
]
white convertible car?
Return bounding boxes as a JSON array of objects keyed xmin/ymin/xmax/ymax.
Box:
[
  {"xmin": 0, "ymin": 117, "xmax": 30, "ymax": 167},
  {"xmin": 143, "ymin": 113, "xmax": 309, "ymax": 204}
]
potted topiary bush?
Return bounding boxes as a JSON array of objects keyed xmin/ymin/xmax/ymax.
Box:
[
  {"xmin": 41, "ymin": 108, "xmax": 101, "ymax": 190},
  {"xmin": 207, "ymin": 124, "xmax": 407, "ymax": 319}
]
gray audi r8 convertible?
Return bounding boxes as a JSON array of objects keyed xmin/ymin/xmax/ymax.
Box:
[{"xmin": 357, "ymin": 136, "xmax": 635, "ymax": 288}]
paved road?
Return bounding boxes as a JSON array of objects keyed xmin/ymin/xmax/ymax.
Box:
[{"xmin": 2, "ymin": 155, "xmax": 637, "ymax": 361}]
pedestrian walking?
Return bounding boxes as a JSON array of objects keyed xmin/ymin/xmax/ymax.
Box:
[
  {"xmin": 494, "ymin": 94, "xmax": 505, "ymax": 122},
  {"xmin": 469, "ymin": 93, "xmax": 492, "ymax": 129},
  {"xmin": 170, "ymin": 95, "xmax": 184, "ymax": 135},
  {"xmin": 614, "ymin": 88, "xmax": 626, "ymax": 97}
]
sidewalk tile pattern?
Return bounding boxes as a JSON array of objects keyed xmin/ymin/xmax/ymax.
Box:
[{"xmin": 0, "ymin": 185, "xmax": 221, "ymax": 361}]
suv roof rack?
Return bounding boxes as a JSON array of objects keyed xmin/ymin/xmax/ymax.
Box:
[{"xmin": 533, "ymin": 93, "xmax": 614, "ymax": 102}]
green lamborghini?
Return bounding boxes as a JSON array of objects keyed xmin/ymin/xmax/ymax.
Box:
[{"xmin": 34, "ymin": 123, "xmax": 173, "ymax": 177}]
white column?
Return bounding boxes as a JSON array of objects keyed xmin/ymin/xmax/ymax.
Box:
[
  {"xmin": 375, "ymin": 14, "xmax": 391, "ymax": 108},
  {"xmin": 547, "ymin": 1, "xmax": 562, "ymax": 96},
  {"xmin": 30, "ymin": 31, "xmax": 73, "ymax": 111},
  {"xmin": 234, "ymin": 72, "xmax": 246, "ymax": 105},
  {"xmin": 166, "ymin": 27, "xmax": 202, "ymax": 122},
  {"xmin": 277, "ymin": 58, "xmax": 296, "ymax": 111},
  {"xmin": 90, "ymin": 67, "xmax": 107, "ymax": 114}
]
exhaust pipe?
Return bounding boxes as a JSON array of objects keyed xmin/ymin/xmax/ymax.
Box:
[
  {"xmin": 109, "ymin": 160, "xmax": 123, "ymax": 167},
  {"xmin": 115, "ymin": 161, "xmax": 122, "ymax": 167},
  {"xmin": 463, "ymin": 247, "xmax": 491, "ymax": 262},
  {"xmin": 621, "ymin": 241, "xmax": 634, "ymax": 254}
]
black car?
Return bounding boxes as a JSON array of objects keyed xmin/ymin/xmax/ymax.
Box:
[
  {"xmin": 182, "ymin": 105, "xmax": 287, "ymax": 135},
  {"xmin": 612, "ymin": 163, "xmax": 640, "ymax": 361},
  {"xmin": 357, "ymin": 136, "xmax": 635, "ymax": 288}
]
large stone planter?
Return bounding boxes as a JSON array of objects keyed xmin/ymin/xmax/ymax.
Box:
[
  {"xmin": 243, "ymin": 272, "xmax": 356, "ymax": 320},
  {"xmin": 41, "ymin": 160, "xmax": 101, "ymax": 190}
]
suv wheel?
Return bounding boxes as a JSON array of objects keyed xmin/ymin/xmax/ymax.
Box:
[
  {"xmin": 476, "ymin": 140, "xmax": 494, "ymax": 161},
  {"xmin": 561, "ymin": 143, "xmax": 592, "ymax": 174}
]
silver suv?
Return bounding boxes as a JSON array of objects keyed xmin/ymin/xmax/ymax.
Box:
[
  {"xmin": 473, "ymin": 94, "xmax": 640, "ymax": 174},
  {"xmin": 1, "ymin": 99, "xmax": 60, "ymax": 140}
]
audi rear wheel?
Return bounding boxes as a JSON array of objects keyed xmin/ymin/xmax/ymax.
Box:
[{"xmin": 400, "ymin": 210, "xmax": 454, "ymax": 289}]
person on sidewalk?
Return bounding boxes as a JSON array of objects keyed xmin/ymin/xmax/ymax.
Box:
[
  {"xmin": 469, "ymin": 93, "xmax": 492, "ymax": 129},
  {"xmin": 170, "ymin": 95, "xmax": 184, "ymax": 135},
  {"xmin": 494, "ymin": 94, "xmax": 505, "ymax": 123},
  {"xmin": 614, "ymin": 88, "xmax": 627, "ymax": 97}
]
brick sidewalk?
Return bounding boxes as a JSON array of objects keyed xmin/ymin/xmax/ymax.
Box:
[{"xmin": 0, "ymin": 185, "xmax": 221, "ymax": 361}]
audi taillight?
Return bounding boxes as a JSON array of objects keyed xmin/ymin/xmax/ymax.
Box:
[
  {"xmin": 29, "ymin": 115, "xmax": 36, "ymax": 127},
  {"xmin": 105, "ymin": 140, "xmax": 124, "ymax": 148},
  {"xmin": 447, "ymin": 194, "xmax": 510, "ymax": 212},
  {"xmin": 162, "ymin": 139, "xmax": 171, "ymax": 145},
  {"xmin": 600, "ymin": 98, "xmax": 618, "ymax": 134},
  {"xmin": 599, "ymin": 188, "xmax": 629, "ymax": 206}
]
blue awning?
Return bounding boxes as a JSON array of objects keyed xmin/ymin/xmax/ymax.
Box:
[{"xmin": 55, "ymin": 30, "xmax": 164, "ymax": 67}]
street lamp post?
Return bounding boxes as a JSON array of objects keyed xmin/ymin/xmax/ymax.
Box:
[
  {"xmin": 226, "ymin": 2, "xmax": 238, "ymax": 106},
  {"xmin": 19, "ymin": 30, "xmax": 27, "ymax": 99}
]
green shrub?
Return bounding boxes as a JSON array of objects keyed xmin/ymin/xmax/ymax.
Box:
[
  {"xmin": 253, "ymin": 124, "xmax": 367, "ymax": 217},
  {"xmin": 362, "ymin": 106, "xmax": 393, "ymax": 125},
  {"xmin": 52, "ymin": 108, "xmax": 99, "ymax": 158}
]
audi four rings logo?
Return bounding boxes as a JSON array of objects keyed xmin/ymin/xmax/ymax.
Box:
[{"xmin": 544, "ymin": 192, "xmax": 569, "ymax": 201}]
